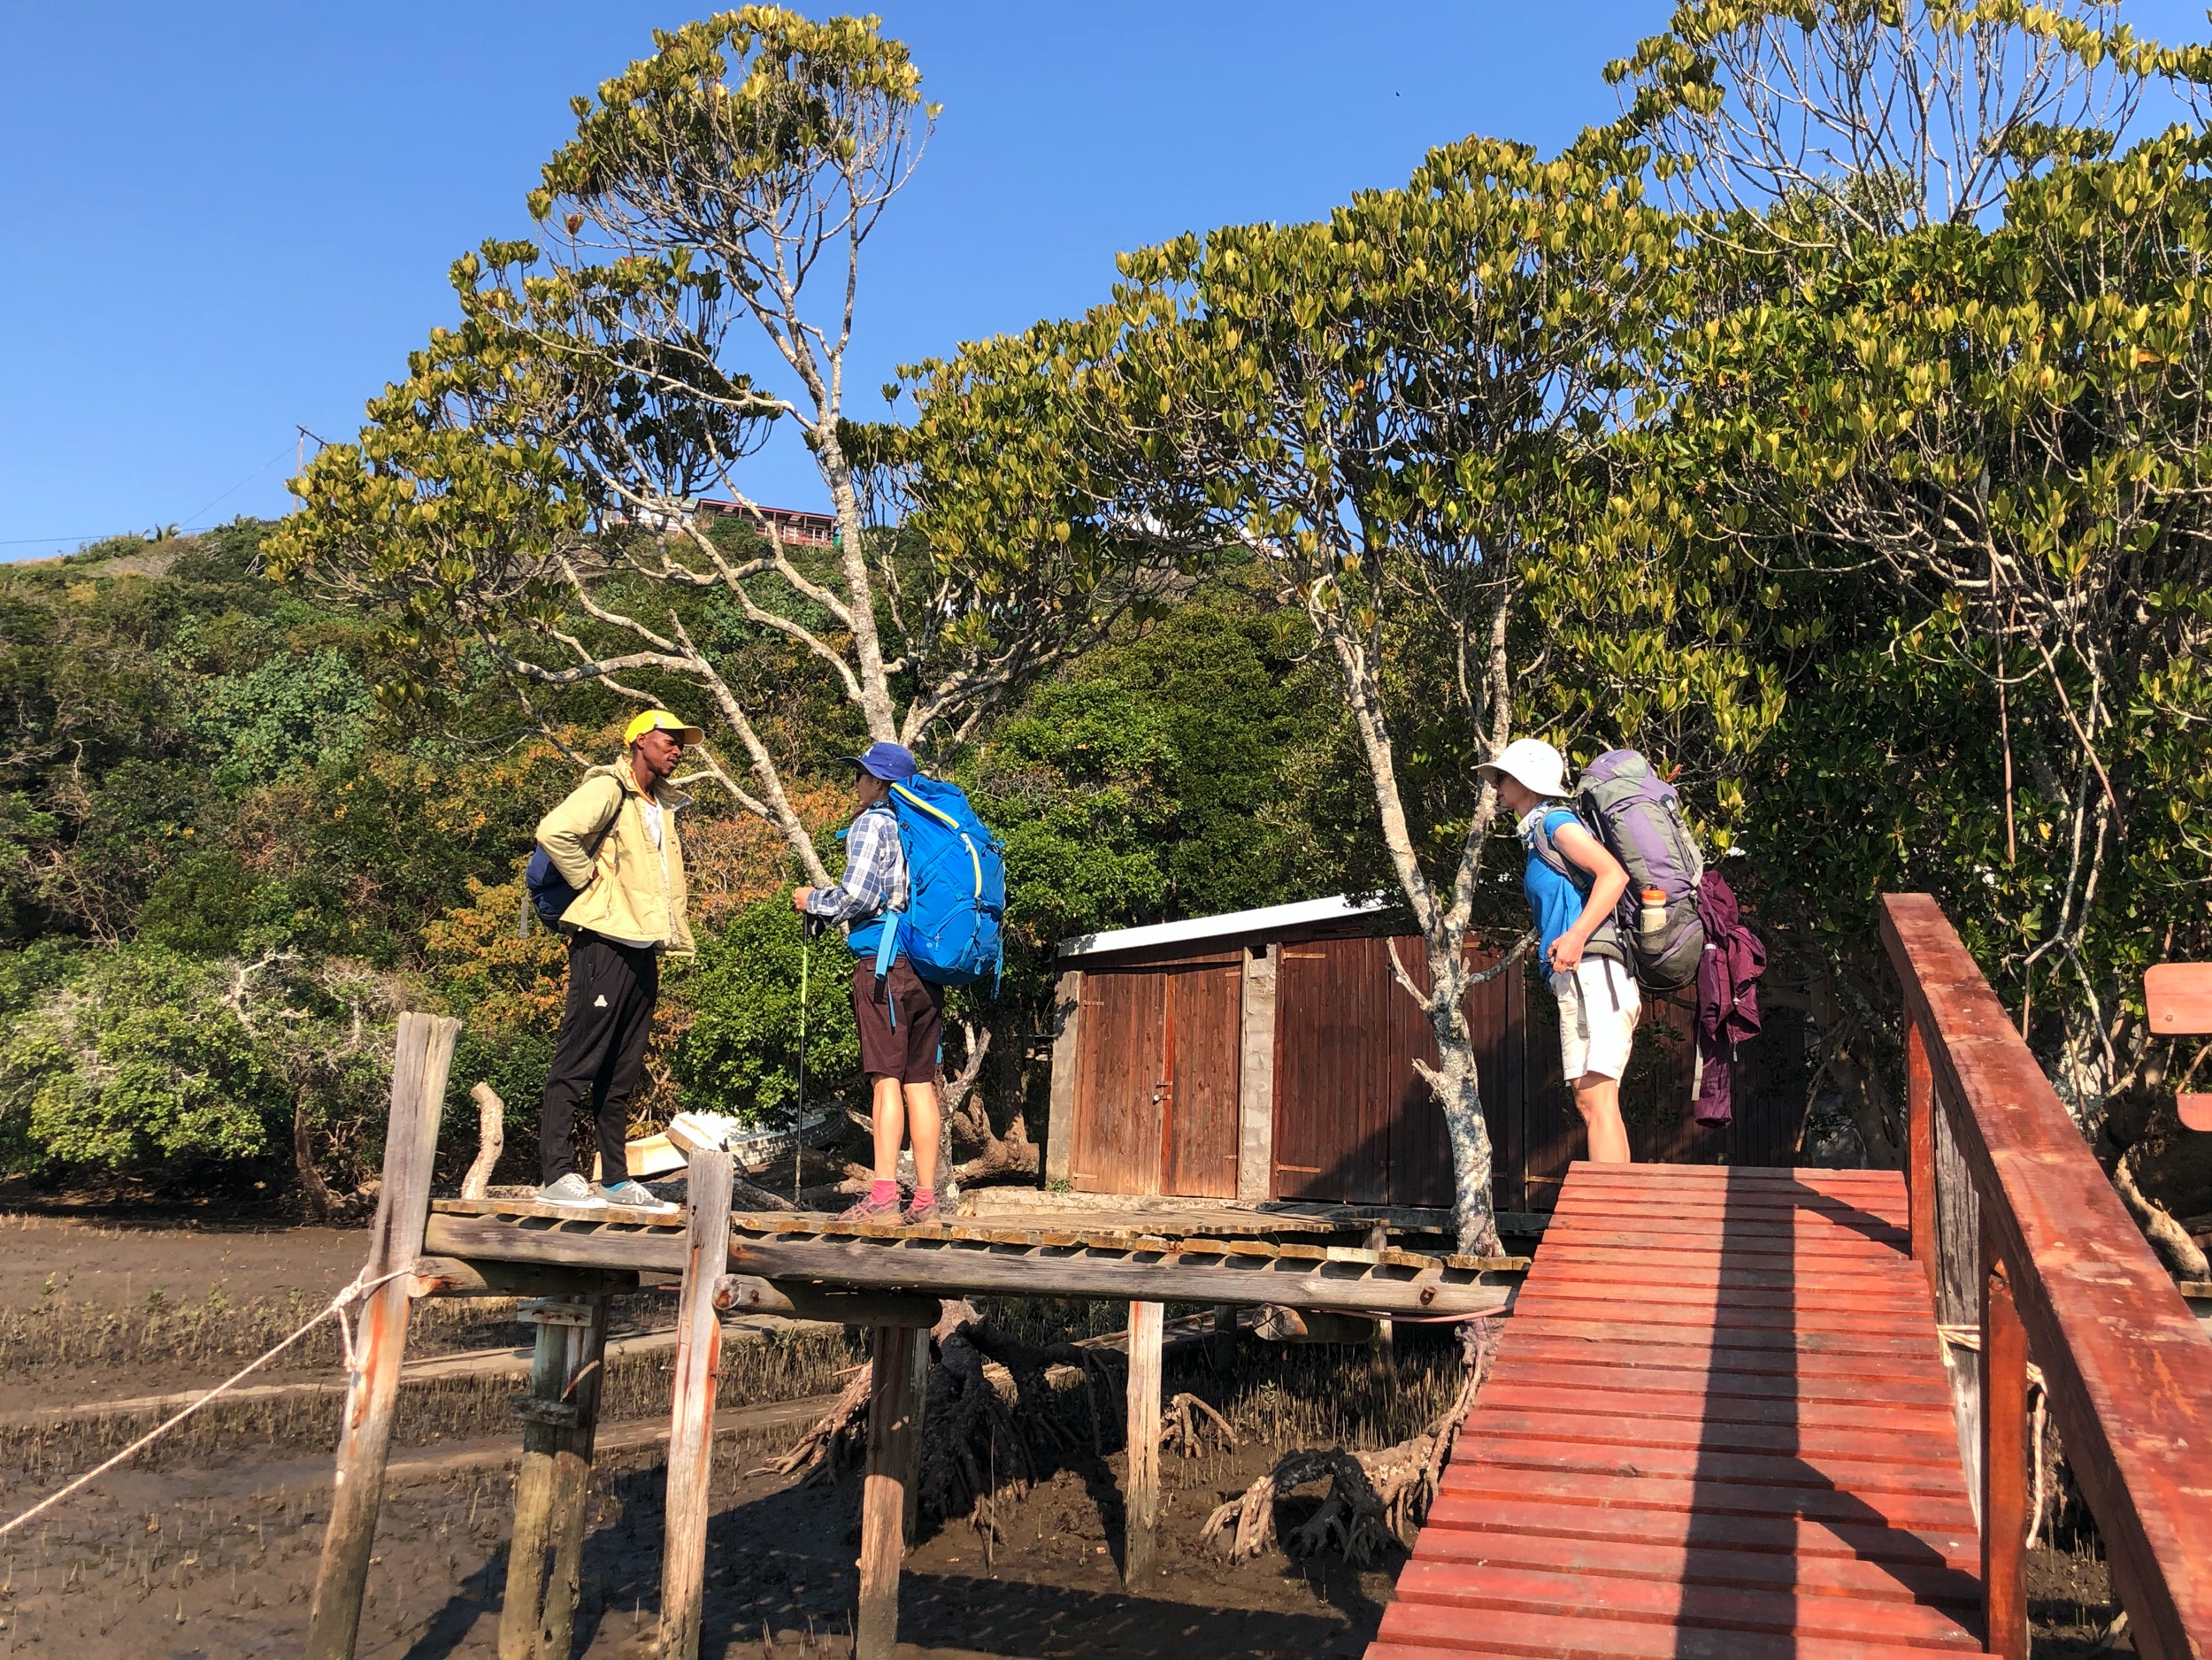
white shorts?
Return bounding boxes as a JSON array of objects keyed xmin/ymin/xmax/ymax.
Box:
[{"xmin": 1550, "ymin": 957, "xmax": 1641, "ymax": 1082}]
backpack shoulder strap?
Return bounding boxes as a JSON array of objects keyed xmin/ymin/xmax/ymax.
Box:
[
  {"xmin": 1525, "ymin": 807, "xmax": 1587, "ymax": 888},
  {"xmin": 581, "ymin": 773, "xmax": 625, "ymax": 859}
]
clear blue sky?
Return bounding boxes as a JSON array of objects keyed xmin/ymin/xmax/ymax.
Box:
[{"xmin": 3, "ymin": 2, "xmax": 2205, "ymax": 561}]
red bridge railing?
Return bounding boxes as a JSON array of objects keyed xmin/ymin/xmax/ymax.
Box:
[{"xmin": 1881, "ymin": 894, "xmax": 2212, "ymax": 1660}]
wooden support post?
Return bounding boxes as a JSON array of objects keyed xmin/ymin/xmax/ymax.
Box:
[
  {"xmin": 1366, "ymin": 1223, "xmax": 1394, "ymax": 1380},
  {"xmin": 1043, "ymin": 967, "xmax": 1082, "ymax": 1187},
  {"xmin": 655, "ymin": 1149, "xmax": 733, "ymax": 1660},
  {"xmin": 902, "ymin": 1328, "xmax": 928, "ymax": 1545},
  {"xmin": 1125, "ymin": 1299, "xmax": 1164, "ymax": 1586},
  {"xmin": 304, "ymin": 1011, "xmax": 460, "ymax": 1660},
  {"xmin": 1908, "ymin": 1017, "xmax": 1937, "ymax": 1296},
  {"xmin": 856, "ymin": 1323, "xmax": 923, "ymax": 1660},
  {"xmin": 539, "ymin": 1299, "xmax": 609, "ymax": 1660},
  {"xmin": 1210, "ymin": 1303, "xmax": 1236, "ymax": 1372},
  {"xmin": 498, "ymin": 1296, "xmax": 608, "ymax": 1660},
  {"xmin": 1980, "ymin": 1229, "xmax": 2029, "ymax": 1660}
]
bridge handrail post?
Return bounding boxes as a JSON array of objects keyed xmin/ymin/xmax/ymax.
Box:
[
  {"xmin": 1907, "ymin": 1017, "xmax": 1937, "ymax": 1297},
  {"xmin": 1980, "ymin": 1226, "xmax": 2030, "ymax": 1659}
]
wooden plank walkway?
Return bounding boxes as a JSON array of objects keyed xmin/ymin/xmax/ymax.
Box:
[{"xmin": 1371, "ymin": 1162, "xmax": 1985, "ymax": 1659}]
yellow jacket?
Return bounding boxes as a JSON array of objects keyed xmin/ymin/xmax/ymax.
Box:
[{"xmin": 534, "ymin": 757, "xmax": 696, "ymax": 956}]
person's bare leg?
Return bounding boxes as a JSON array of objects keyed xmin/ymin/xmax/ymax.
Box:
[
  {"xmin": 871, "ymin": 1075, "xmax": 907, "ymax": 1182},
  {"xmin": 903, "ymin": 1082, "xmax": 941, "ymax": 1192},
  {"xmin": 1574, "ymin": 1075, "xmax": 1632, "ymax": 1164}
]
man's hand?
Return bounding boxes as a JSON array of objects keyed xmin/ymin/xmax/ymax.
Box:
[
  {"xmin": 791, "ymin": 885, "xmax": 812, "ymax": 915},
  {"xmin": 1550, "ymin": 933, "xmax": 1586, "ymax": 974}
]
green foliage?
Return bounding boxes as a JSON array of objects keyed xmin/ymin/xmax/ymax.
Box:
[
  {"xmin": 675, "ymin": 895, "xmax": 857, "ymax": 1128},
  {"xmin": 1, "ymin": 948, "xmax": 280, "ymax": 1176},
  {"xmin": 193, "ymin": 649, "xmax": 373, "ymax": 788},
  {"xmin": 957, "ymin": 595, "xmax": 1358, "ymax": 999}
]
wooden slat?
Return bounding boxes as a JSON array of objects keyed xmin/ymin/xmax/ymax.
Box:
[
  {"xmin": 1472, "ymin": 1382, "xmax": 1959, "ymax": 1436},
  {"xmin": 1480, "ymin": 1354, "xmax": 1954, "ymax": 1408},
  {"xmin": 1393, "ymin": 1559, "xmax": 1978, "ymax": 1646},
  {"xmin": 1409, "ymin": 1523, "xmax": 1980, "ymax": 1608},
  {"xmin": 1375, "ymin": 1602, "xmax": 1971, "ymax": 1659},
  {"xmin": 1468, "ymin": 1409, "xmax": 1972, "ymax": 1466},
  {"xmin": 1455, "ymin": 1442, "xmax": 1972, "ymax": 1500},
  {"xmin": 1422, "ymin": 1494, "xmax": 1977, "ymax": 1571}
]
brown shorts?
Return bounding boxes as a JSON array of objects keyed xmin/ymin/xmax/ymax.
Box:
[{"xmin": 852, "ymin": 957, "xmax": 944, "ymax": 1086}]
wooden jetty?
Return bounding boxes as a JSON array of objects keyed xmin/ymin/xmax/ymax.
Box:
[
  {"xmin": 299, "ymin": 1011, "xmax": 1524, "ymax": 1660},
  {"xmin": 301, "ymin": 891, "xmax": 2212, "ymax": 1660},
  {"xmin": 1370, "ymin": 894, "xmax": 2212, "ymax": 1660}
]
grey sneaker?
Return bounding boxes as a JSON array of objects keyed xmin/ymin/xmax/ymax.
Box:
[
  {"xmin": 537, "ymin": 1172, "xmax": 607, "ymax": 1211},
  {"xmin": 834, "ymin": 1189, "xmax": 902, "ymax": 1224},
  {"xmin": 902, "ymin": 1191, "xmax": 948, "ymax": 1228},
  {"xmin": 598, "ymin": 1180, "xmax": 682, "ymax": 1218}
]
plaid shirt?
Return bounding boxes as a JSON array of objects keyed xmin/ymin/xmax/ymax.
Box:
[{"xmin": 804, "ymin": 800, "xmax": 907, "ymax": 929}]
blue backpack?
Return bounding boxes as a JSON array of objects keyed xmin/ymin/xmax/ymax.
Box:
[{"xmin": 847, "ymin": 776, "xmax": 1005, "ymax": 995}]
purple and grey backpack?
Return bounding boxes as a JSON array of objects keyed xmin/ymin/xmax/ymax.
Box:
[{"xmin": 1529, "ymin": 749, "xmax": 1708, "ymax": 992}]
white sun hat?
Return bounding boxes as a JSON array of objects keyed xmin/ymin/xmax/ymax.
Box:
[{"xmin": 1476, "ymin": 737, "xmax": 1571, "ymax": 799}]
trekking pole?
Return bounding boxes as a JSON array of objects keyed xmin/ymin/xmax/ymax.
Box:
[{"xmin": 795, "ymin": 925, "xmax": 810, "ymax": 1203}]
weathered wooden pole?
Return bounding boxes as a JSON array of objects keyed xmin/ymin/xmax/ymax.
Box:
[
  {"xmin": 1125, "ymin": 1299, "xmax": 1164, "ymax": 1585},
  {"xmin": 902, "ymin": 1331, "xmax": 928, "ymax": 1545},
  {"xmin": 1980, "ymin": 1233, "xmax": 2030, "ymax": 1660},
  {"xmin": 304, "ymin": 1010, "xmax": 461, "ymax": 1660},
  {"xmin": 539, "ymin": 1299, "xmax": 611, "ymax": 1660},
  {"xmin": 656, "ymin": 1149, "xmax": 733, "ymax": 1660},
  {"xmin": 856, "ymin": 1324, "xmax": 923, "ymax": 1660},
  {"xmin": 1366, "ymin": 1222, "xmax": 1394, "ymax": 1381},
  {"xmin": 498, "ymin": 1296, "xmax": 609, "ymax": 1660}
]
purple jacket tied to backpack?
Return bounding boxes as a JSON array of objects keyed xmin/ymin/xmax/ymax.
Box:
[{"xmin": 1693, "ymin": 868, "xmax": 1767, "ymax": 1126}]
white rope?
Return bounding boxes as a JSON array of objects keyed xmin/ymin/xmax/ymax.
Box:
[
  {"xmin": 0, "ymin": 1263, "xmax": 413, "ymax": 1541},
  {"xmin": 1937, "ymin": 1323, "xmax": 2054, "ymax": 1545}
]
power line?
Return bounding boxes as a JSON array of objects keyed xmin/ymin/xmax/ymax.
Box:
[{"xmin": 3, "ymin": 430, "xmax": 319, "ymax": 553}]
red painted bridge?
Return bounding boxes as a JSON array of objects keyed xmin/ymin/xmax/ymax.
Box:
[
  {"xmin": 1372, "ymin": 1161, "xmax": 1982, "ymax": 1657},
  {"xmin": 1369, "ymin": 895, "xmax": 2212, "ymax": 1660}
]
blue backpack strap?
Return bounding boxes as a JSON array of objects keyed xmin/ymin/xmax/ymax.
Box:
[{"xmin": 873, "ymin": 911, "xmax": 901, "ymax": 1027}]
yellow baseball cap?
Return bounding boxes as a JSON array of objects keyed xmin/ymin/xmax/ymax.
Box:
[{"xmin": 623, "ymin": 709, "xmax": 704, "ymax": 748}]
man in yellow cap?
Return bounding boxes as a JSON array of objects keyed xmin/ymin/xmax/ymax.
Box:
[{"xmin": 532, "ymin": 709, "xmax": 703, "ymax": 1213}]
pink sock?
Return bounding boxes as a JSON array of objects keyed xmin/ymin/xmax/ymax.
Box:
[
  {"xmin": 911, "ymin": 1187, "xmax": 934, "ymax": 1206},
  {"xmin": 870, "ymin": 1179, "xmax": 898, "ymax": 1206}
]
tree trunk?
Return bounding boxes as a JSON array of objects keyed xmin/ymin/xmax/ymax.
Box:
[
  {"xmin": 294, "ymin": 1092, "xmax": 341, "ymax": 1223},
  {"xmin": 1423, "ymin": 1022, "xmax": 1501, "ymax": 1258}
]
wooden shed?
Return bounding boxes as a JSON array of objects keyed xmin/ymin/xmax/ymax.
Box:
[{"xmin": 1041, "ymin": 895, "xmax": 1811, "ymax": 1216}]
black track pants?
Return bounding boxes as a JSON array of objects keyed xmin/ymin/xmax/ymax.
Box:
[{"xmin": 539, "ymin": 933, "xmax": 659, "ymax": 1184}]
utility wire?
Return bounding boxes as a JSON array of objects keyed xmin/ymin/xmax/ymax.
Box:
[{"xmin": 3, "ymin": 431, "xmax": 315, "ymax": 552}]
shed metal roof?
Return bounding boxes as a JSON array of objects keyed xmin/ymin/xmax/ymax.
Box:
[{"xmin": 1056, "ymin": 894, "xmax": 1388, "ymax": 960}]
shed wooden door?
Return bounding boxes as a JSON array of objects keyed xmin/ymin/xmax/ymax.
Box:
[
  {"xmin": 1069, "ymin": 956, "xmax": 1241, "ymax": 1198},
  {"xmin": 1271, "ymin": 935, "xmax": 1521, "ymax": 1210}
]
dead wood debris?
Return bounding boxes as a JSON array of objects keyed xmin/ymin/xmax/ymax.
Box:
[
  {"xmin": 764, "ymin": 1302, "xmax": 1122, "ymax": 1556},
  {"xmin": 1201, "ymin": 1316, "xmax": 1497, "ymax": 1567},
  {"xmin": 1161, "ymin": 1391, "xmax": 1237, "ymax": 1458}
]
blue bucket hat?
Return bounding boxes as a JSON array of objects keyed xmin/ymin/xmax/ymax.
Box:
[{"xmin": 841, "ymin": 742, "xmax": 918, "ymax": 783}]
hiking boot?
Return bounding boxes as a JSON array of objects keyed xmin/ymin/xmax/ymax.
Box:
[
  {"xmin": 597, "ymin": 1180, "xmax": 682, "ymax": 1218},
  {"xmin": 902, "ymin": 1191, "xmax": 949, "ymax": 1228},
  {"xmin": 536, "ymin": 1172, "xmax": 607, "ymax": 1212},
  {"xmin": 834, "ymin": 1188, "xmax": 903, "ymax": 1225}
]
